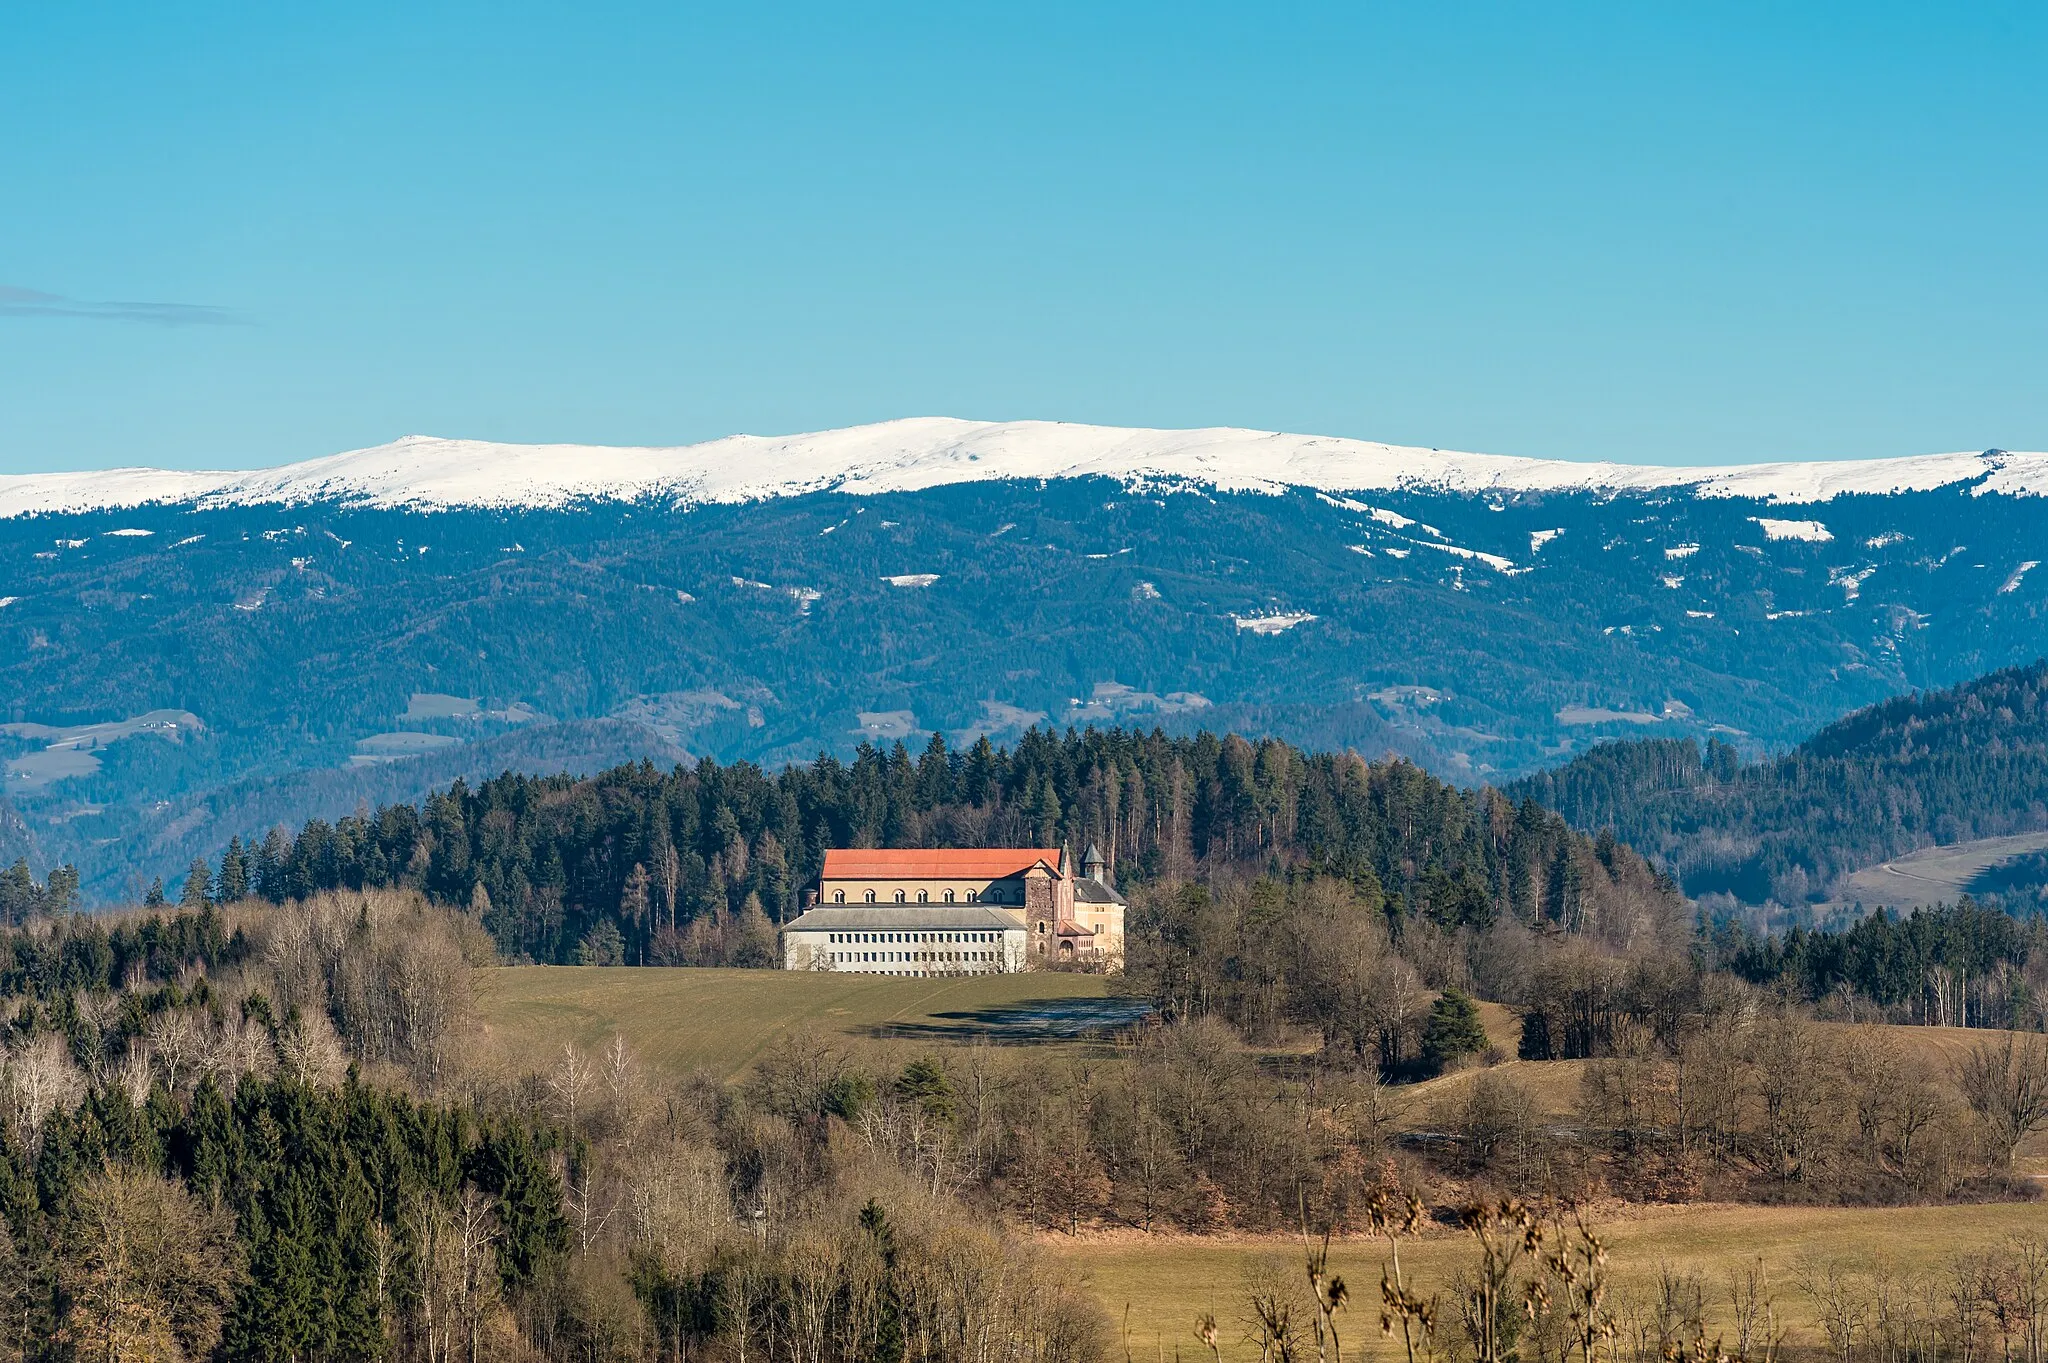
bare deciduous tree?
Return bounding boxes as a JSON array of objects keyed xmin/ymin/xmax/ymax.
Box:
[
  {"xmin": 3, "ymin": 1033, "xmax": 86, "ymax": 1153},
  {"xmin": 1959, "ymin": 1034, "xmax": 2048, "ymax": 1169},
  {"xmin": 56, "ymin": 1167, "xmax": 238, "ymax": 1362}
]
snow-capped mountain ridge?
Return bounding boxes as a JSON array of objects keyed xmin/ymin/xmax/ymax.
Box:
[{"xmin": 2, "ymin": 418, "xmax": 2042, "ymax": 516}]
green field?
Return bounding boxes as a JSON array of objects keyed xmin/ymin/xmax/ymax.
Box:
[
  {"xmin": 1052, "ymin": 1202, "xmax": 2048, "ymax": 1362},
  {"xmin": 473, "ymin": 965, "xmax": 1127, "ymax": 1080}
]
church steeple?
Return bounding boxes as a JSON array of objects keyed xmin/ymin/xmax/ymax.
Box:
[{"xmin": 1082, "ymin": 842, "xmax": 1107, "ymax": 881}]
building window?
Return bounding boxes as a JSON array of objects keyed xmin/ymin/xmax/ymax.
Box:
[
  {"xmin": 943, "ymin": 888, "xmax": 955, "ymax": 903},
  {"xmin": 966, "ymin": 889, "xmax": 978, "ymax": 903},
  {"xmin": 917, "ymin": 889, "xmax": 928, "ymax": 903},
  {"xmin": 894, "ymin": 890, "xmax": 906, "ymax": 903},
  {"xmin": 833, "ymin": 890, "xmax": 845, "ymax": 904},
  {"xmin": 864, "ymin": 890, "xmax": 876, "ymax": 903}
]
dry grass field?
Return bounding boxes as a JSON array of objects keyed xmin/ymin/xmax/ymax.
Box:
[
  {"xmin": 1051, "ymin": 1201, "xmax": 2048, "ymax": 1362},
  {"xmin": 472, "ymin": 965, "xmax": 1130, "ymax": 1080}
]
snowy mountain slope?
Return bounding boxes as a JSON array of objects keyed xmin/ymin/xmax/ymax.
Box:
[
  {"xmin": 10, "ymin": 416, "xmax": 2048, "ymax": 904},
  {"xmin": 1, "ymin": 418, "xmax": 2043, "ymax": 516}
]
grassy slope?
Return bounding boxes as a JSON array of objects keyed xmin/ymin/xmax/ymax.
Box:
[
  {"xmin": 1056, "ymin": 1202, "xmax": 2048, "ymax": 1363},
  {"xmin": 473, "ymin": 965, "xmax": 1114, "ymax": 1081},
  {"xmin": 1831, "ymin": 830, "xmax": 2048, "ymax": 911},
  {"xmin": 477, "ymin": 967, "xmax": 2047, "ymax": 1355}
]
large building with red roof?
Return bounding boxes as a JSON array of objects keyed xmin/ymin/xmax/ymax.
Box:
[{"xmin": 781, "ymin": 844, "xmax": 1126, "ymax": 975}]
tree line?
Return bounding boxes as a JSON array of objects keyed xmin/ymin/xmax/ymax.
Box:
[
  {"xmin": 187, "ymin": 726, "xmax": 1691, "ymax": 968},
  {"xmin": 1715, "ymin": 901, "xmax": 2045, "ymax": 1030}
]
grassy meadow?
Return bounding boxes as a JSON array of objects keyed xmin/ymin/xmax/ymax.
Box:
[
  {"xmin": 1050, "ymin": 1201, "xmax": 2048, "ymax": 1362},
  {"xmin": 472, "ymin": 964, "xmax": 1125, "ymax": 1080}
]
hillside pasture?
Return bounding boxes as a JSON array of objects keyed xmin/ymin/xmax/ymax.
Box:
[
  {"xmin": 472, "ymin": 965, "xmax": 1133, "ymax": 1080},
  {"xmin": 1832, "ymin": 830, "xmax": 2048, "ymax": 911}
]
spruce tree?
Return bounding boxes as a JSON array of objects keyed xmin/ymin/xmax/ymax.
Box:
[
  {"xmin": 1421, "ymin": 988, "xmax": 1490, "ymax": 1075},
  {"xmin": 180, "ymin": 857, "xmax": 212, "ymax": 910},
  {"xmin": 215, "ymin": 837, "xmax": 250, "ymax": 903}
]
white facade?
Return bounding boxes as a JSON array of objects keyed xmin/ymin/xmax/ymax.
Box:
[{"xmin": 780, "ymin": 906, "xmax": 1027, "ymax": 976}]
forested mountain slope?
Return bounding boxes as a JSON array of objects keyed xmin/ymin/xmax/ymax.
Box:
[
  {"xmin": 8, "ymin": 421, "xmax": 2048, "ymax": 898},
  {"xmin": 1508, "ymin": 661, "xmax": 2048, "ymax": 905},
  {"xmin": 191, "ymin": 727, "xmax": 1689, "ymax": 966}
]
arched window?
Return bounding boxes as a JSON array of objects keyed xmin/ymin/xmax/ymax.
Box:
[
  {"xmin": 864, "ymin": 889, "xmax": 876, "ymax": 903},
  {"xmin": 833, "ymin": 890, "xmax": 845, "ymax": 904},
  {"xmin": 894, "ymin": 889, "xmax": 906, "ymax": 903},
  {"xmin": 943, "ymin": 888, "xmax": 955, "ymax": 903},
  {"xmin": 917, "ymin": 889, "xmax": 928, "ymax": 903},
  {"xmin": 966, "ymin": 889, "xmax": 978, "ymax": 903}
]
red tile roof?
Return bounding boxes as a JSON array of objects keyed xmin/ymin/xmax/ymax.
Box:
[{"xmin": 820, "ymin": 848, "xmax": 1064, "ymax": 880}]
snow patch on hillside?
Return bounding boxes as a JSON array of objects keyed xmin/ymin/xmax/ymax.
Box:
[
  {"xmin": 1232, "ymin": 611, "xmax": 1317, "ymax": 634},
  {"xmin": 3, "ymin": 421, "xmax": 2046, "ymax": 517},
  {"xmin": 2000, "ymin": 561, "xmax": 2039, "ymax": 594},
  {"xmin": 1411, "ymin": 540, "xmax": 1515, "ymax": 572},
  {"xmin": 1752, "ymin": 517, "xmax": 1834, "ymax": 543}
]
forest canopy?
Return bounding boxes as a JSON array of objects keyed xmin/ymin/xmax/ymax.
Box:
[{"xmin": 178, "ymin": 727, "xmax": 1691, "ymax": 968}]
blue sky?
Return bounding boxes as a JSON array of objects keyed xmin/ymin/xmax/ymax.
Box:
[{"xmin": 2, "ymin": 3, "xmax": 2044, "ymax": 473}]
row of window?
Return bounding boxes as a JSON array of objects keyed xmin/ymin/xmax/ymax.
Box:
[
  {"xmin": 831, "ymin": 887, "xmax": 1011, "ymax": 904},
  {"xmin": 827, "ymin": 930, "xmax": 1002, "ymax": 945},
  {"xmin": 835, "ymin": 950, "xmax": 996, "ymax": 966}
]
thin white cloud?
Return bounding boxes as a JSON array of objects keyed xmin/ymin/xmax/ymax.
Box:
[{"xmin": 0, "ymin": 284, "xmax": 244, "ymax": 326}]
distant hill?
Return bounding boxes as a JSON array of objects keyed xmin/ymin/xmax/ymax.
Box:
[
  {"xmin": 1507, "ymin": 661, "xmax": 2048, "ymax": 905},
  {"xmin": 9, "ymin": 419, "xmax": 2048, "ymax": 898},
  {"xmin": 222, "ymin": 726, "xmax": 1691, "ymax": 968}
]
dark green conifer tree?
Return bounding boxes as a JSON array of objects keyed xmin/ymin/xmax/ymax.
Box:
[
  {"xmin": 1421, "ymin": 988, "xmax": 1490, "ymax": 1075},
  {"xmin": 180, "ymin": 856, "xmax": 213, "ymax": 909}
]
